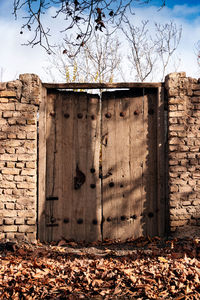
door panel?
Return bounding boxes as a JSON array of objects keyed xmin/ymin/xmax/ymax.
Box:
[
  {"xmin": 101, "ymin": 89, "xmax": 158, "ymax": 240},
  {"xmin": 45, "ymin": 91, "xmax": 101, "ymax": 242}
]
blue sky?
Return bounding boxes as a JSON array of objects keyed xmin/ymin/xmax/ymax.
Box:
[{"xmin": 0, "ymin": 0, "xmax": 199, "ymax": 82}]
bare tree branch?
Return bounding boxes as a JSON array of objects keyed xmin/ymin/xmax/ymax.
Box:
[
  {"xmin": 44, "ymin": 30, "xmax": 122, "ymax": 84},
  {"xmin": 122, "ymin": 19, "xmax": 181, "ymax": 82},
  {"xmin": 122, "ymin": 19, "xmax": 157, "ymax": 82},
  {"xmin": 155, "ymin": 21, "xmax": 182, "ymax": 81},
  {"xmin": 13, "ymin": 0, "xmax": 165, "ymax": 54}
]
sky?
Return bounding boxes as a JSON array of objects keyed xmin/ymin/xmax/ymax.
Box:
[{"xmin": 0, "ymin": 0, "xmax": 199, "ymax": 82}]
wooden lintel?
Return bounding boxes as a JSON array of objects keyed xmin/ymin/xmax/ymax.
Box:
[{"xmin": 43, "ymin": 82, "xmax": 164, "ymax": 90}]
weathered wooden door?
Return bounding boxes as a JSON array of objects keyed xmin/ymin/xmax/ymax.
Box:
[
  {"xmin": 39, "ymin": 88, "xmax": 165, "ymax": 242},
  {"xmin": 40, "ymin": 91, "xmax": 101, "ymax": 242},
  {"xmin": 101, "ymin": 89, "xmax": 164, "ymax": 240}
]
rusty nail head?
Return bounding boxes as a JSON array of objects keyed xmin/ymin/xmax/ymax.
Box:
[
  {"xmin": 77, "ymin": 113, "xmax": 83, "ymax": 119},
  {"xmin": 91, "ymin": 115, "xmax": 96, "ymax": 120},
  {"xmin": 120, "ymin": 112, "xmax": 125, "ymax": 117},
  {"xmin": 131, "ymin": 215, "xmax": 137, "ymax": 220},
  {"xmin": 120, "ymin": 184, "xmax": 123, "ymax": 188},
  {"xmin": 148, "ymin": 212, "xmax": 154, "ymax": 218},
  {"xmin": 105, "ymin": 112, "xmax": 111, "ymax": 118},
  {"xmin": 121, "ymin": 215, "xmax": 126, "ymax": 221},
  {"xmin": 50, "ymin": 112, "xmax": 56, "ymax": 117},
  {"xmin": 107, "ymin": 216, "xmax": 112, "ymax": 222},
  {"xmin": 63, "ymin": 218, "xmax": 69, "ymax": 223},
  {"xmin": 109, "ymin": 182, "xmax": 114, "ymax": 188},
  {"xmin": 90, "ymin": 183, "xmax": 96, "ymax": 189},
  {"xmin": 50, "ymin": 216, "xmax": 56, "ymax": 223},
  {"xmin": 77, "ymin": 218, "xmax": 83, "ymax": 224},
  {"xmin": 134, "ymin": 110, "xmax": 139, "ymax": 116},
  {"xmin": 64, "ymin": 113, "xmax": 70, "ymax": 118}
]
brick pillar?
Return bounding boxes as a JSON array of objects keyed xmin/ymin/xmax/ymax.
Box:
[
  {"xmin": 0, "ymin": 74, "xmax": 42, "ymax": 242},
  {"xmin": 165, "ymin": 72, "xmax": 200, "ymax": 237}
]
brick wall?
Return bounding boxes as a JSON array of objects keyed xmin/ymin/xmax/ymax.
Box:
[
  {"xmin": 165, "ymin": 72, "xmax": 200, "ymax": 237},
  {"xmin": 1, "ymin": 72, "xmax": 200, "ymax": 241},
  {"xmin": 0, "ymin": 74, "xmax": 41, "ymax": 242}
]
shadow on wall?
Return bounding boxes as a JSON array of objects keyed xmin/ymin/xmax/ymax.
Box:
[{"xmin": 38, "ymin": 88, "xmax": 167, "ymax": 242}]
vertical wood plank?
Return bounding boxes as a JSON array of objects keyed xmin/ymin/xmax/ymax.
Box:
[
  {"xmin": 157, "ymin": 87, "xmax": 165, "ymax": 236},
  {"xmin": 129, "ymin": 92, "xmax": 147, "ymax": 238},
  {"xmin": 61, "ymin": 92, "xmax": 74, "ymax": 240},
  {"xmin": 85, "ymin": 94, "xmax": 101, "ymax": 241},
  {"xmin": 102, "ymin": 92, "xmax": 118, "ymax": 239},
  {"xmin": 145, "ymin": 90, "xmax": 158, "ymax": 236},
  {"xmin": 71, "ymin": 93, "xmax": 88, "ymax": 241},
  {"xmin": 38, "ymin": 87, "xmax": 47, "ymax": 242},
  {"xmin": 45, "ymin": 91, "xmax": 57, "ymax": 242},
  {"xmin": 114, "ymin": 95, "xmax": 131, "ymax": 240},
  {"xmin": 51, "ymin": 93, "xmax": 63, "ymax": 240}
]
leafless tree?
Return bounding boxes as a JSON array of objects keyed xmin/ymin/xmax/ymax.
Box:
[
  {"xmin": 122, "ymin": 19, "xmax": 156, "ymax": 82},
  {"xmin": 45, "ymin": 31, "xmax": 122, "ymax": 83},
  {"xmin": 13, "ymin": 0, "xmax": 165, "ymax": 54},
  {"xmin": 122, "ymin": 19, "xmax": 182, "ymax": 81},
  {"xmin": 155, "ymin": 21, "xmax": 182, "ymax": 81}
]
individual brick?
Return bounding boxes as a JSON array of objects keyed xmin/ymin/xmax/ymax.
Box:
[{"xmin": 3, "ymin": 225, "xmax": 17, "ymax": 232}]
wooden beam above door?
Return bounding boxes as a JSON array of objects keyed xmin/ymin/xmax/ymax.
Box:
[{"xmin": 43, "ymin": 82, "xmax": 164, "ymax": 90}]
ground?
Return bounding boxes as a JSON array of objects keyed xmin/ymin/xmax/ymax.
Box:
[{"xmin": 0, "ymin": 237, "xmax": 200, "ymax": 299}]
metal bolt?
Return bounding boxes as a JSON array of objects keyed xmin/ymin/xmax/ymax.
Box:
[
  {"xmin": 64, "ymin": 113, "xmax": 70, "ymax": 118},
  {"xmin": 109, "ymin": 182, "xmax": 114, "ymax": 188},
  {"xmin": 90, "ymin": 168, "xmax": 95, "ymax": 173},
  {"xmin": 77, "ymin": 218, "xmax": 83, "ymax": 224},
  {"xmin": 105, "ymin": 112, "xmax": 111, "ymax": 118},
  {"xmin": 50, "ymin": 217, "xmax": 56, "ymax": 223},
  {"xmin": 131, "ymin": 215, "xmax": 137, "ymax": 220},
  {"xmin": 63, "ymin": 218, "xmax": 69, "ymax": 223},
  {"xmin": 90, "ymin": 184, "xmax": 96, "ymax": 189},
  {"xmin": 77, "ymin": 113, "xmax": 83, "ymax": 119},
  {"xmin": 148, "ymin": 212, "xmax": 154, "ymax": 218},
  {"xmin": 134, "ymin": 110, "xmax": 139, "ymax": 116}
]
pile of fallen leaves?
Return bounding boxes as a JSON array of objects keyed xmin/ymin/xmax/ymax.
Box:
[{"xmin": 1, "ymin": 237, "xmax": 200, "ymax": 299}]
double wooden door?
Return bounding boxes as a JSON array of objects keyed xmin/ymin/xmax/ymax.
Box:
[{"xmin": 39, "ymin": 88, "xmax": 165, "ymax": 242}]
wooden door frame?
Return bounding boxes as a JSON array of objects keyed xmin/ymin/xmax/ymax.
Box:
[{"xmin": 38, "ymin": 83, "xmax": 165, "ymax": 242}]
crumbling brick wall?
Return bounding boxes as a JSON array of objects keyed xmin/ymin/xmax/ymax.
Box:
[
  {"xmin": 1, "ymin": 72, "xmax": 200, "ymax": 242},
  {"xmin": 165, "ymin": 72, "xmax": 200, "ymax": 237},
  {"xmin": 0, "ymin": 74, "xmax": 41, "ymax": 242}
]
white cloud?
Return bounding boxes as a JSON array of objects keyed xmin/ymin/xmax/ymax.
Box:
[
  {"xmin": 173, "ymin": 4, "xmax": 200, "ymax": 17},
  {"xmin": 0, "ymin": 3, "xmax": 199, "ymax": 82}
]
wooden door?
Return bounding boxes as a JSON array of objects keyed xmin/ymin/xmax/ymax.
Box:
[
  {"xmin": 101, "ymin": 89, "xmax": 162, "ymax": 240},
  {"xmin": 39, "ymin": 88, "xmax": 165, "ymax": 242},
  {"xmin": 44, "ymin": 91, "xmax": 101, "ymax": 242}
]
